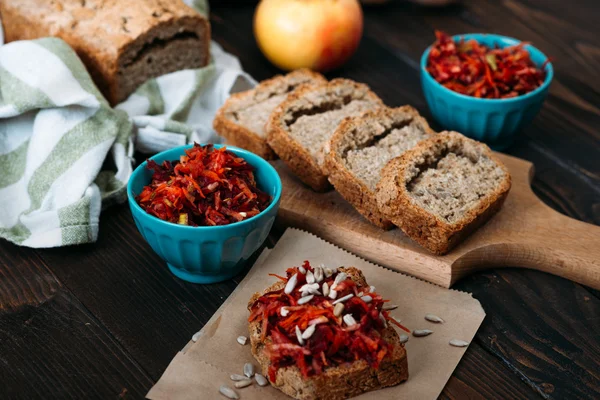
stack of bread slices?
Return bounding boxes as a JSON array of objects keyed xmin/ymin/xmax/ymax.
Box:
[{"xmin": 214, "ymin": 70, "xmax": 511, "ymax": 255}]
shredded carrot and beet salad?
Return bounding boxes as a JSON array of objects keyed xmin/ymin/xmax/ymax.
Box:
[
  {"xmin": 248, "ymin": 261, "xmax": 409, "ymax": 380},
  {"xmin": 427, "ymin": 30, "xmax": 548, "ymax": 99},
  {"xmin": 136, "ymin": 144, "xmax": 271, "ymax": 226}
]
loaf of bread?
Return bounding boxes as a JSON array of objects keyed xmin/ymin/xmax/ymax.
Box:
[
  {"xmin": 0, "ymin": 0, "xmax": 210, "ymax": 105},
  {"xmin": 267, "ymin": 79, "xmax": 383, "ymax": 191},
  {"xmin": 213, "ymin": 69, "xmax": 326, "ymax": 159},
  {"xmin": 248, "ymin": 266, "xmax": 408, "ymax": 400},
  {"xmin": 376, "ymin": 131, "xmax": 512, "ymax": 254},
  {"xmin": 325, "ymin": 106, "xmax": 435, "ymax": 229}
]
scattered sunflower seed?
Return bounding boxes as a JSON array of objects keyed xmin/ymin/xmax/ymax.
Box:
[
  {"xmin": 413, "ymin": 329, "xmax": 434, "ymax": 337},
  {"xmin": 284, "ymin": 274, "xmax": 298, "ymax": 294},
  {"xmin": 301, "ymin": 324, "xmax": 316, "ymax": 340},
  {"xmin": 191, "ymin": 330, "xmax": 202, "ymax": 342},
  {"xmin": 300, "ymin": 283, "xmax": 321, "ymax": 296},
  {"xmin": 331, "ymin": 272, "xmax": 347, "ymax": 289},
  {"xmin": 379, "ymin": 313, "xmax": 387, "ymax": 328},
  {"xmin": 255, "ymin": 374, "xmax": 268, "ymax": 386},
  {"xmin": 295, "ymin": 325, "xmax": 304, "ymax": 345},
  {"xmin": 219, "ymin": 385, "xmax": 239, "ymax": 399},
  {"xmin": 322, "ymin": 282, "xmax": 329, "ymax": 297},
  {"xmin": 324, "ymin": 267, "xmax": 334, "ymax": 278},
  {"xmin": 449, "ymin": 339, "xmax": 470, "ymax": 347},
  {"xmin": 280, "ymin": 307, "xmax": 289, "ymax": 317},
  {"xmin": 239, "ymin": 212, "xmax": 247, "ymax": 218},
  {"xmin": 230, "ymin": 374, "xmax": 247, "ymax": 381},
  {"xmin": 243, "ymin": 363, "xmax": 254, "ymax": 378},
  {"xmin": 298, "ymin": 294, "xmax": 314, "ymax": 305},
  {"xmin": 400, "ymin": 334, "xmax": 409, "ymax": 344},
  {"xmin": 328, "ymin": 289, "xmax": 338, "ymax": 299},
  {"xmin": 332, "ymin": 293, "xmax": 354, "ymax": 305},
  {"xmin": 299, "ymin": 265, "xmax": 307, "ymax": 274},
  {"xmin": 314, "ymin": 266, "xmax": 324, "ymax": 283},
  {"xmin": 309, "ymin": 316, "xmax": 328, "ymax": 326},
  {"xmin": 306, "ymin": 270, "xmax": 315, "ymax": 284},
  {"xmin": 382, "ymin": 304, "xmax": 398, "ymax": 311},
  {"xmin": 333, "ymin": 302, "xmax": 345, "ymax": 317},
  {"xmin": 425, "ymin": 313, "xmax": 444, "ymax": 323},
  {"xmin": 343, "ymin": 314, "xmax": 358, "ymax": 327},
  {"xmin": 235, "ymin": 379, "xmax": 253, "ymax": 388},
  {"xmin": 369, "ymin": 285, "xmax": 376, "ymax": 293},
  {"xmin": 237, "ymin": 336, "xmax": 248, "ymax": 345},
  {"xmin": 360, "ymin": 295, "xmax": 373, "ymax": 303}
]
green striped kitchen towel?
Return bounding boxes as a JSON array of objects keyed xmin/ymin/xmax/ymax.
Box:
[{"xmin": 0, "ymin": 2, "xmax": 256, "ymax": 248}]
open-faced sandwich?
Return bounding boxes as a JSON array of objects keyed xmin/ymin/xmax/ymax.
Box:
[{"xmin": 247, "ymin": 263, "xmax": 409, "ymax": 400}]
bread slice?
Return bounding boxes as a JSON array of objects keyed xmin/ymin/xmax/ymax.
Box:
[
  {"xmin": 325, "ymin": 106, "xmax": 435, "ymax": 229},
  {"xmin": 213, "ymin": 69, "xmax": 326, "ymax": 159},
  {"xmin": 248, "ymin": 267, "xmax": 408, "ymax": 400},
  {"xmin": 0, "ymin": 0, "xmax": 210, "ymax": 105},
  {"xmin": 376, "ymin": 131, "xmax": 511, "ymax": 254},
  {"xmin": 267, "ymin": 79, "xmax": 383, "ymax": 191}
]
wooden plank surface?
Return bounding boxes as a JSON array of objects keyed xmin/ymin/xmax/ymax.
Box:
[{"xmin": 1, "ymin": 1, "xmax": 599, "ymax": 399}]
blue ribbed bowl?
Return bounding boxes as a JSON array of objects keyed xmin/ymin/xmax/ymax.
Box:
[
  {"xmin": 127, "ymin": 144, "xmax": 281, "ymax": 284},
  {"xmin": 421, "ymin": 33, "xmax": 553, "ymax": 150}
]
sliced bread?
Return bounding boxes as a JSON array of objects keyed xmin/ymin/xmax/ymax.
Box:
[
  {"xmin": 267, "ymin": 79, "xmax": 383, "ymax": 191},
  {"xmin": 376, "ymin": 131, "xmax": 512, "ymax": 254},
  {"xmin": 213, "ymin": 69, "xmax": 326, "ymax": 159},
  {"xmin": 248, "ymin": 266, "xmax": 408, "ymax": 400},
  {"xmin": 325, "ymin": 106, "xmax": 435, "ymax": 229}
]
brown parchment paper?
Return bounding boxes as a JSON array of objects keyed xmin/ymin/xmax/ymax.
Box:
[{"xmin": 148, "ymin": 229, "xmax": 485, "ymax": 400}]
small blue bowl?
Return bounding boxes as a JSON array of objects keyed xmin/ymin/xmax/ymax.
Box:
[
  {"xmin": 127, "ymin": 144, "xmax": 281, "ymax": 284},
  {"xmin": 420, "ymin": 33, "xmax": 553, "ymax": 150}
]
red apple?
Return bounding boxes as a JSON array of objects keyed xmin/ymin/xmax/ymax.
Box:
[{"xmin": 254, "ymin": 0, "xmax": 364, "ymax": 72}]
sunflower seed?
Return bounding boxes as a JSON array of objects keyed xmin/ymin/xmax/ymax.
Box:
[
  {"xmin": 314, "ymin": 266, "xmax": 324, "ymax": 283},
  {"xmin": 219, "ymin": 385, "xmax": 239, "ymax": 399},
  {"xmin": 284, "ymin": 274, "xmax": 298, "ymax": 294},
  {"xmin": 237, "ymin": 336, "xmax": 248, "ymax": 345},
  {"xmin": 413, "ymin": 329, "xmax": 433, "ymax": 337},
  {"xmin": 295, "ymin": 325, "xmax": 304, "ymax": 345},
  {"xmin": 449, "ymin": 339, "xmax": 470, "ymax": 347},
  {"xmin": 255, "ymin": 374, "xmax": 268, "ymax": 386},
  {"xmin": 425, "ymin": 313, "xmax": 444, "ymax": 323},
  {"xmin": 324, "ymin": 267, "xmax": 334, "ymax": 278},
  {"xmin": 280, "ymin": 307, "xmax": 289, "ymax": 317},
  {"xmin": 239, "ymin": 212, "xmax": 247, "ymax": 218},
  {"xmin": 400, "ymin": 334, "xmax": 409, "ymax": 344},
  {"xmin": 322, "ymin": 282, "xmax": 329, "ymax": 297},
  {"xmin": 343, "ymin": 314, "xmax": 358, "ymax": 327},
  {"xmin": 309, "ymin": 316, "xmax": 328, "ymax": 326},
  {"xmin": 191, "ymin": 330, "xmax": 202, "ymax": 342},
  {"xmin": 235, "ymin": 379, "xmax": 253, "ymax": 388},
  {"xmin": 332, "ymin": 293, "xmax": 354, "ymax": 305},
  {"xmin": 230, "ymin": 374, "xmax": 247, "ymax": 381},
  {"xmin": 243, "ymin": 363, "xmax": 254, "ymax": 378},
  {"xmin": 299, "ymin": 265, "xmax": 306, "ymax": 274},
  {"xmin": 382, "ymin": 304, "xmax": 398, "ymax": 311},
  {"xmin": 333, "ymin": 302, "xmax": 345, "ymax": 317},
  {"xmin": 360, "ymin": 295, "xmax": 373, "ymax": 303},
  {"xmin": 379, "ymin": 313, "xmax": 387, "ymax": 328},
  {"xmin": 299, "ymin": 283, "xmax": 321, "ymax": 296},
  {"xmin": 301, "ymin": 324, "xmax": 316, "ymax": 340},
  {"xmin": 298, "ymin": 294, "xmax": 314, "ymax": 305},
  {"xmin": 306, "ymin": 270, "xmax": 315, "ymax": 284},
  {"xmin": 331, "ymin": 272, "xmax": 347, "ymax": 289},
  {"xmin": 328, "ymin": 289, "xmax": 338, "ymax": 300},
  {"xmin": 369, "ymin": 285, "xmax": 376, "ymax": 293}
]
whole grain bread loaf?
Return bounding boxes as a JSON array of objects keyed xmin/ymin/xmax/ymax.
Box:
[
  {"xmin": 325, "ymin": 106, "xmax": 435, "ymax": 229},
  {"xmin": 248, "ymin": 267, "xmax": 408, "ymax": 400},
  {"xmin": 376, "ymin": 131, "xmax": 511, "ymax": 254},
  {"xmin": 213, "ymin": 69, "xmax": 326, "ymax": 159},
  {"xmin": 267, "ymin": 79, "xmax": 383, "ymax": 191},
  {"xmin": 0, "ymin": 0, "xmax": 210, "ymax": 105}
]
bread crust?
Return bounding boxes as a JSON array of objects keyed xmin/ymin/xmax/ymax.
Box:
[
  {"xmin": 267, "ymin": 79, "xmax": 383, "ymax": 192},
  {"xmin": 0, "ymin": 0, "xmax": 210, "ymax": 105},
  {"xmin": 248, "ymin": 267, "xmax": 408, "ymax": 400},
  {"xmin": 325, "ymin": 106, "xmax": 435, "ymax": 229},
  {"xmin": 376, "ymin": 131, "xmax": 512, "ymax": 254},
  {"xmin": 213, "ymin": 69, "xmax": 326, "ymax": 160}
]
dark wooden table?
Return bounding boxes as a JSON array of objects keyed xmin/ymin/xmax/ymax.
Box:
[{"xmin": 1, "ymin": 1, "xmax": 599, "ymax": 399}]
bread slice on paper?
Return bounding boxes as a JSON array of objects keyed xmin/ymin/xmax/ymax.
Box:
[
  {"xmin": 267, "ymin": 79, "xmax": 383, "ymax": 191},
  {"xmin": 325, "ymin": 106, "xmax": 435, "ymax": 229},
  {"xmin": 376, "ymin": 131, "xmax": 512, "ymax": 254},
  {"xmin": 213, "ymin": 69, "xmax": 326, "ymax": 159}
]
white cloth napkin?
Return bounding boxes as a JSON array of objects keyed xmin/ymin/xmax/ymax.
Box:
[{"xmin": 0, "ymin": 16, "xmax": 256, "ymax": 247}]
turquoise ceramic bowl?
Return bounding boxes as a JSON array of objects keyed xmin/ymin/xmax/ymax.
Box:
[
  {"xmin": 127, "ymin": 144, "xmax": 281, "ymax": 284},
  {"xmin": 421, "ymin": 33, "xmax": 553, "ymax": 150}
]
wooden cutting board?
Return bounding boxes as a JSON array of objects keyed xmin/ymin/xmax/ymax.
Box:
[{"xmin": 273, "ymin": 153, "xmax": 600, "ymax": 289}]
